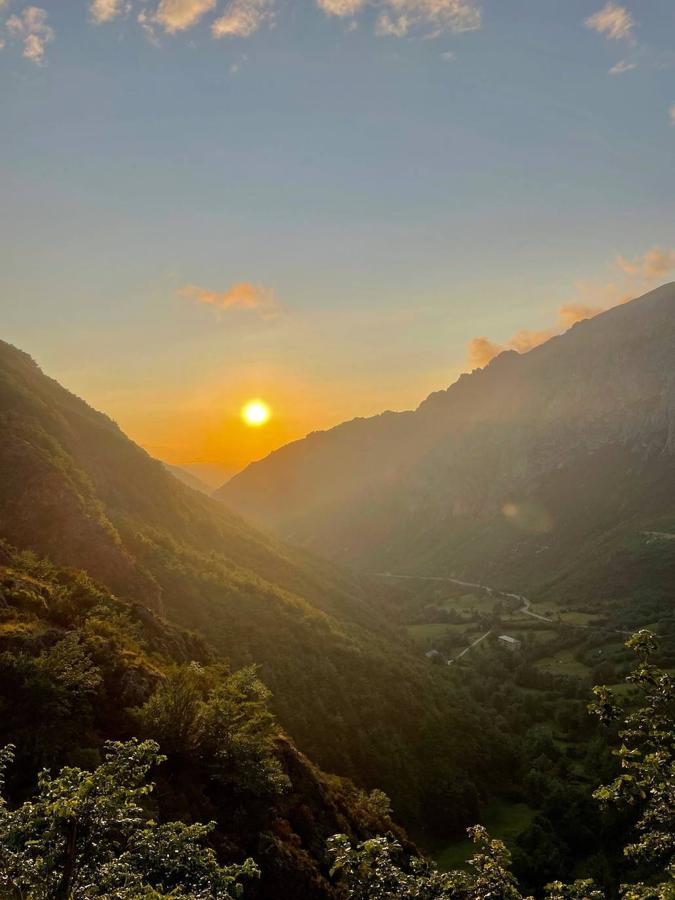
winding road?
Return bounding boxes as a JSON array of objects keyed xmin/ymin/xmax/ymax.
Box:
[
  {"xmin": 376, "ymin": 571, "xmax": 632, "ymax": 663},
  {"xmin": 376, "ymin": 572, "xmax": 554, "ymax": 623}
]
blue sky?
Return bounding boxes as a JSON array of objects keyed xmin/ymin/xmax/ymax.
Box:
[{"xmin": 2, "ymin": 0, "xmax": 674, "ymax": 478}]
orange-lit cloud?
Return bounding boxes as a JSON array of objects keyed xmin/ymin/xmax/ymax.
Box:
[
  {"xmin": 6, "ymin": 6, "xmax": 54, "ymax": 65},
  {"xmin": 90, "ymin": 0, "xmax": 128, "ymax": 24},
  {"xmin": 317, "ymin": 0, "xmax": 480, "ymax": 37},
  {"xmin": 212, "ymin": 0, "xmax": 273, "ymax": 37},
  {"xmin": 315, "ymin": 0, "xmax": 364, "ymax": 15},
  {"xmin": 467, "ymin": 246, "xmax": 675, "ymax": 368},
  {"xmin": 617, "ymin": 247, "xmax": 675, "ymax": 280},
  {"xmin": 557, "ymin": 302, "xmax": 604, "ymax": 327},
  {"xmin": 585, "ymin": 3, "xmax": 634, "ymax": 41},
  {"xmin": 467, "ymin": 337, "xmax": 503, "ymax": 368},
  {"xmin": 178, "ymin": 281, "xmax": 280, "ymax": 316},
  {"xmin": 153, "ymin": 0, "xmax": 216, "ymax": 33}
]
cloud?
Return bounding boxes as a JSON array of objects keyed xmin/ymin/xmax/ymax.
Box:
[
  {"xmin": 375, "ymin": 0, "xmax": 480, "ymax": 37},
  {"xmin": 617, "ymin": 247, "xmax": 675, "ymax": 279},
  {"xmin": 90, "ymin": 0, "xmax": 129, "ymax": 24},
  {"xmin": 317, "ymin": 0, "xmax": 480, "ymax": 37},
  {"xmin": 585, "ymin": 3, "xmax": 634, "ymax": 41},
  {"xmin": 212, "ymin": 0, "xmax": 273, "ymax": 38},
  {"xmin": 507, "ymin": 326, "xmax": 557, "ymax": 354},
  {"xmin": 178, "ymin": 282, "xmax": 280, "ymax": 316},
  {"xmin": 608, "ymin": 59, "xmax": 636, "ymax": 75},
  {"xmin": 557, "ymin": 302, "xmax": 604, "ymax": 327},
  {"xmin": 466, "ymin": 246, "xmax": 675, "ymax": 368},
  {"xmin": 152, "ymin": 0, "xmax": 216, "ymax": 33},
  {"xmin": 376, "ymin": 13, "xmax": 409, "ymax": 36},
  {"xmin": 670, "ymin": 104, "xmax": 675, "ymax": 125},
  {"xmin": 315, "ymin": 0, "xmax": 365, "ymax": 16},
  {"xmin": 6, "ymin": 6, "xmax": 54, "ymax": 64},
  {"xmin": 467, "ymin": 337, "xmax": 503, "ymax": 368}
]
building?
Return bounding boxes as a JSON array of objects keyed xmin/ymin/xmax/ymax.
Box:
[{"xmin": 498, "ymin": 634, "xmax": 521, "ymax": 651}]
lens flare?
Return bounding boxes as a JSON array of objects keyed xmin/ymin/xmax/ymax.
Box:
[{"xmin": 242, "ymin": 400, "xmax": 271, "ymax": 427}]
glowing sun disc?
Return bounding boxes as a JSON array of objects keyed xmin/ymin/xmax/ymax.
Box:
[{"xmin": 242, "ymin": 400, "xmax": 271, "ymax": 427}]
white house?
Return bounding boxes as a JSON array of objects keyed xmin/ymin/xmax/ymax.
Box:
[{"xmin": 498, "ymin": 634, "xmax": 521, "ymax": 651}]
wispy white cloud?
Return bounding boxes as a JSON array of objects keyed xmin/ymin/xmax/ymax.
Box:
[
  {"xmin": 585, "ymin": 3, "xmax": 634, "ymax": 41},
  {"xmin": 212, "ymin": 0, "xmax": 273, "ymax": 38},
  {"xmin": 466, "ymin": 246, "xmax": 675, "ymax": 368},
  {"xmin": 608, "ymin": 58, "xmax": 636, "ymax": 75},
  {"xmin": 6, "ymin": 6, "xmax": 54, "ymax": 64},
  {"xmin": 178, "ymin": 282, "xmax": 280, "ymax": 316},
  {"xmin": 90, "ymin": 0, "xmax": 129, "ymax": 24}
]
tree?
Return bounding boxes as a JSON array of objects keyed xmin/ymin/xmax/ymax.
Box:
[
  {"xmin": 327, "ymin": 826, "xmax": 524, "ymax": 899},
  {"xmin": 0, "ymin": 738, "xmax": 258, "ymax": 899},
  {"xmin": 589, "ymin": 630, "xmax": 674, "ymax": 897},
  {"xmin": 328, "ymin": 631, "xmax": 675, "ymax": 900},
  {"xmin": 137, "ymin": 663, "xmax": 289, "ymax": 798}
]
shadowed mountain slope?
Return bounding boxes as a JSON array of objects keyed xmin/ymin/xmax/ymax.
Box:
[
  {"xmin": 0, "ymin": 540, "xmax": 409, "ymax": 900},
  {"xmin": 217, "ymin": 283, "xmax": 675, "ymax": 608}
]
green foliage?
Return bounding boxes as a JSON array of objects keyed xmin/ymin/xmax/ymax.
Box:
[
  {"xmin": 137, "ymin": 663, "xmax": 290, "ymax": 797},
  {"xmin": 328, "ymin": 631, "xmax": 675, "ymax": 900},
  {"xmin": 328, "ymin": 826, "xmax": 525, "ymax": 899},
  {"xmin": 589, "ymin": 630, "xmax": 674, "ymax": 892},
  {"xmin": 0, "ymin": 738, "xmax": 258, "ymax": 899}
]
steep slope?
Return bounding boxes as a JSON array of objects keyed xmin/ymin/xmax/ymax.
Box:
[
  {"xmin": 0, "ymin": 540, "xmax": 405, "ymax": 900},
  {"xmin": 0, "ymin": 339, "xmax": 514, "ymax": 826},
  {"xmin": 163, "ymin": 462, "xmax": 213, "ymax": 494},
  {"xmin": 218, "ymin": 283, "xmax": 675, "ymax": 604}
]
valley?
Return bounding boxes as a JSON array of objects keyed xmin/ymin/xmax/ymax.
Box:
[{"xmin": 0, "ymin": 287, "xmax": 674, "ymax": 897}]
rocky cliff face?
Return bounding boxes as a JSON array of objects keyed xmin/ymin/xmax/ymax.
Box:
[{"xmin": 217, "ymin": 283, "xmax": 675, "ymax": 586}]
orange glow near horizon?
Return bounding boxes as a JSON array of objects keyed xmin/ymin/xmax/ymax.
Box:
[{"xmin": 242, "ymin": 400, "xmax": 271, "ymax": 427}]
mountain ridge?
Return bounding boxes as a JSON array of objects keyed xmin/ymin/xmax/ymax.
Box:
[{"xmin": 216, "ymin": 283, "xmax": 675, "ymax": 603}]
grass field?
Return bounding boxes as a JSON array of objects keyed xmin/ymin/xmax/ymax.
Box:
[
  {"xmin": 536, "ymin": 649, "xmax": 590, "ymax": 678},
  {"xmin": 440, "ymin": 592, "xmax": 496, "ymax": 612},
  {"xmin": 433, "ymin": 800, "xmax": 537, "ymax": 870},
  {"xmin": 558, "ymin": 610, "xmax": 603, "ymax": 625},
  {"xmin": 407, "ymin": 622, "xmax": 478, "ymax": 644}
]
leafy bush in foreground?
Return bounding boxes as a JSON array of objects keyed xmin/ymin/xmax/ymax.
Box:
[{"xmin": 0, "ymin": 738, "xmax": 258, "ymax": 899}]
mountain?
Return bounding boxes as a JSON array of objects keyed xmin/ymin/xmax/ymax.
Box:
[
  {"xmin": 163, "ymin": 462, "xmax": 213, "ymax": 494},
  {"xmin": 217, "ymin": 283, "xmax": 675, "ymax": 619},
  {"xmin": 0, "ymin": 540, "xmax": 406, "ymax": 900},
  {"xmin": 0, "ymin": 338, "xmax": 514, "ymax": 829}
]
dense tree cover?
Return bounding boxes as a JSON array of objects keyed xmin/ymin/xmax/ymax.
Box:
[
  {"xmin": 0, "ymin": 542, "xmax": 405, "ymax": 899},
  {"xmin": 0, "ymin": 338, "xmax": 519, "ymax": 829},
  {"xmin": 0, "ymin": 739, "xmax": 258, "ymax": 899},
  {"xmin": 0, "ymin": 631, "xmax": 675, "ymax": 900},
  {"xmin": 327, "ymin": 631, "xmax": 675, "ymax": 899}
]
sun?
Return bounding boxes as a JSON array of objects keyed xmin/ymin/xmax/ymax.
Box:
[{"xmin": 242, "ymin": 399, "xmax": 271, "ymax": 427}]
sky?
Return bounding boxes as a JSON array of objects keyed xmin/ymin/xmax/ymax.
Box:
[{"xmin": 2, "ymin": 0, "xmax": 675, "ymax": 484}]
